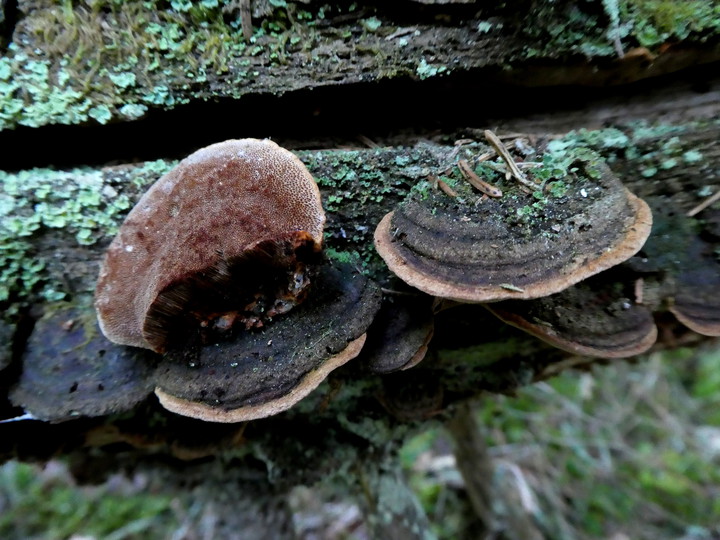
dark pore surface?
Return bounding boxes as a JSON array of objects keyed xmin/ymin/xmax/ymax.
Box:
[
  {"xmin": 155, "ymin": 262, "xmax": 381, "ymax": 409},
  {"xmin": 144, "ymin": 231, "xmax": 323, "ymax": 353}
]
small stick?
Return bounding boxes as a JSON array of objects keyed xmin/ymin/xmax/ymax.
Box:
[
  {"xmin": 457, "ymin": 159, "xmax": 502, "ymax": 198},
  {"xmin": 471, "ymin": 151, "xmax": 495, "ymax": 165},
  {"xmin": 686, "ymin": 189, "xmax": 720, "ymax": 217},
  {"xmin": 357, "ymin": 134, "xmax": 380, "ymax": 149},
  {"xmin": 634, "ymin": 277, "xmax": 644, "ymax": 305},
  {"xmin": 434, "ymin": 176, "xmax": 458, "ymax": 198},
  {"xmin": 240, "ymin": 0, "xmax": 253, "ymax": 41},
  {"xmin": 385, "ymin": 26, "xmax": 418, "ymax": 41},
  {"xmin": 499, "ymin": 283, "xmax": 525, "ymax": 293},
  {"xmin": 484, "ymin": 130, "xmax": 540, "ymax": 190},
  {"xmin": 0, "ymin": 412, "xmax": 37, "ymax": 423},
  {"xmin": 454, "ymin": 138, "xmax": 475, "ymax": 146}
]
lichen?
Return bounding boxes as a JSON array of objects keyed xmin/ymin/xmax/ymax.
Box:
[
  {"xmin": 2, "ymin": 1, "xmax": 716, "ymax": 131},
  {"xmin": 1, "ymin": 119, "xmax": 716, "ymax": 312},
  {"xmin": 0, "ymin": 160, "xmax": 173, "ymax": 306}
]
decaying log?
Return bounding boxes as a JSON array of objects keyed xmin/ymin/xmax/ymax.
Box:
[
  {"xmin": 1, "ymin": 119, "xmax": 718, "ymax": 470},
  {"xmin": 1, "ymin": 2, "xmax": 720, "ymax": 535}
]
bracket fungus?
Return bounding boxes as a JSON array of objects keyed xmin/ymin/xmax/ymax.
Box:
[
  {"xmin": 10, "ymin": 307, "xmax": 156, "ymax": 423},
  {"xmin": 668, "ymin": 237, "xmax": 720, "ymax": 337},
  {"xmin": 374, "ymin": 146, "xmax": 652, "ymax": 303},
  {"xmin": 154, "ymin": 263, "xmax": 380, "ymax": 422},
  {"xmin": 485, "ymin": 273, "xmax": 658, "ymax": 358},
  {"xmin": 95, "ymin": 139, "xmax": 325, "ymax": 354},
  {"xmin": 362, "ymin": 293, "xmax": 435, "ymax": 374},
  {"xmin": 94, "ymin": 139, "xmax": 380, "ymax": 422}
]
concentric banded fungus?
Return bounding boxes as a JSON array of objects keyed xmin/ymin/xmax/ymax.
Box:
[
  {"xmin": 485, "ymin": 274, "xmax": 658, "ymax": 358},
  {"xmin": 668, "ymin": 239, "xmax": 720, "ymax": 337},
  {"xmin": 10, "ymin": 307, "xmax": 156, "ymax": 422},
  {"xmin": 95, "ymin": 139, "xmax": 325, "ymax": 353},
  {"xmin": 374, "ymin": 156, "xmax": 652, "ymax": 303},
  {"xmin": 153, "ymin": 263, "xmax": 381, "ymax": 422},
  {"xmin": 363, "ymin": 294, "xmax": 435, "ymax": 374}
]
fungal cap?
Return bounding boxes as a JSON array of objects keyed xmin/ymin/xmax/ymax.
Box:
[
  {"xmin": 95, "ymin": 139, "xmax": 325, "ymax": 352},
  {"xmin": 485, "ymin": 277, "xmax": 658, "ymax": 359},
  {"xmin": 374, "ymin": 185, "xmax": 652, "ymax": 303},
  {"xmin": 488, "ymin": 305, "xmax": 657, "ymax": 358},
  {"xmin": 10, "ymin": 307, "xmax": 156, "ymax": 422},
  {"xmin": 668, "ymin": 249, "xmax": 720, "ymax": 337},
  {"xmin": 155, "ymin": 335, "xmax": 366, "ymax": 423},
  {"xmin": 669, "ymin": 305, "xmax": 720, "ymax": 337},
  {"xmin": 364, "ymin": 295, "xmax": 435, "ymax": 374},
  {"xmin": 150, "ymin": 263, "xmax": 381, "ymax": 423}
]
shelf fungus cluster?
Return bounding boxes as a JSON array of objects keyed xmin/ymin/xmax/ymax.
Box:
[
  {"xmin": 63, "ymin": 138, "xmax": 379, "ymax": 423},
  {"xmin": 374, "ymin": 133, "xmax": 657, "ymax": 359}
]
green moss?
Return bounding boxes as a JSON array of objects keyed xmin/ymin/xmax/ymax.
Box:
[
  {"xmin": 0, "ymin": 461, "xmax": 177, "ymax": 539},
  {"xmin": 2, "ymin": 1, "xmax": 717, "ymax": 131},
  {"xmin": 523, "ymin": 0, "xmax": 719, "ymax": 59},
  {"xmin": 624, "ymin": 0, "xmax": 720, "ymax": 48}
]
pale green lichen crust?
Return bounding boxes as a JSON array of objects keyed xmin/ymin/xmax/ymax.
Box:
[
  {"xmin": 1, "ymin": 1, "xmax": 718, "ymax": 130},
  {"xmin": 1, "ymin": 119, "xmax": 718, "ymax": 314}
]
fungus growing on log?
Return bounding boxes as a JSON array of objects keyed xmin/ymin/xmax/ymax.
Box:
[
  {"xmin": 485, "ymin": 273, "xmax": 658, "ymax": 358},
  {"xmin": 95, "ymin": 139, "xmax": 325, "ymax": 353},
  {"xmin": 374, "ymin": 149, "xmax": 652, "ymax": 303},
  {"xmin": 362, "ymin": 293, "xmax": 435, "ymax": 374},
  {"xmin": 10, "ymin": 307, "xmax": 156, "ymax": 422},
  {"xmin": 668, "ymin": 237, "xmax": 720, "ymax": 337},
  {"xmin": 154, "ymin": 263, "xmax": 381, "ymax": 422},
  {"xmin": 93, "ymin": 139, "xmax": 382, "ymax": 423}
]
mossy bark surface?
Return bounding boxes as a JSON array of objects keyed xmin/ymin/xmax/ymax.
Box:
[{"xmin": 1, "ymin": 3, "xmax": 720, "ymax": 536}]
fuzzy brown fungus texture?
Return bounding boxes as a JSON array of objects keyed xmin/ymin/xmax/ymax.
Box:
[
  {"xmin": 374, "ymin": 160, "xmax": 652, "ymax": 303},
  {"xmin": 95, "ymin": 139, "xmax": 325, "ymax": 353}
]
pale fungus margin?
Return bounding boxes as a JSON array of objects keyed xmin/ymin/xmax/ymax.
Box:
[
  {"xmin": 92, "ymin": 139, "xmax": 381, "ymax": 423},
  {"xmin": 374, "ymin": 134, "xmax": 654, "ymax": 304}
]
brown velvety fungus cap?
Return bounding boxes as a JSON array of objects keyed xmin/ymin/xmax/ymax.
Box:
[
  {"xmin": 374, "ymin": 159, "xmax": 652, "ymax": 303},
  {"xmin": 485, "ymin": 274, "xmax": 657, "ymax": 358},
  {"xmin": 362, "ymin": 293, "xmax": 435, "ymax": 374},
  {"xmin": 95, "ymin": 139, "xmax": 325, "ymax": 353},
  {"xmin": 9, "ymin": 307, "xmax": 157, "ymax": 422},
  {"xmin": 153, "ymin": 263, "xmax": 381, "ymax": 422}
]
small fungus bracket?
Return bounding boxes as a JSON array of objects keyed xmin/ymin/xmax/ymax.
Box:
[
  {"xmin": 486, "ymin": 271, "xmax": 658, "ymax": 359},
  {"xmin": 669, "ymin": 236, "xmax": 720, "ymax": 337},
  {"xmin": 375, "ymin": 154, "xmax": 652, "ymax": 303},
  {"xmin": 154, "ymin": 263, "xmax": 382, "ymax": 423},
  {"xmin": 9, "ymin": 306, "xmax": 157, "ymax": 423},
  {"xmin": 362, "ymin": 291, "xmax": 435, "ymax": 374}
]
